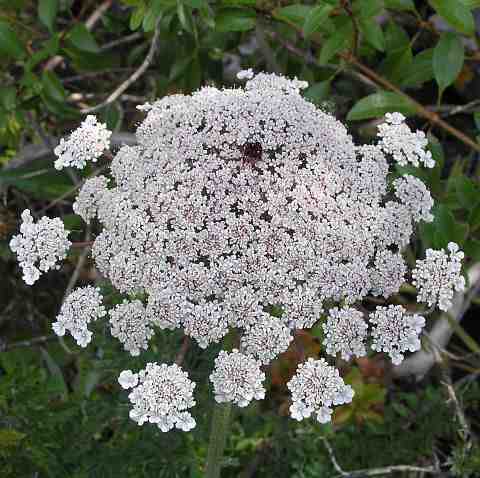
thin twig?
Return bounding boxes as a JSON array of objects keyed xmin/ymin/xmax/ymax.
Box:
[
  {"xmin": 81, "ymin": 17, "xmax": 162, "ymax": 114},
  {"xmin": 320, "ymin": 437, "xmax": 346, "ymax": 476},
  {"xmin": 0, "ymin": 335, "xmax": 58, "ymax": 352},
  {"xmin": 63, "ymin": 227, "xmax": 91, "ymax": 301},
  {"xmin": 100, "ymin": 32, "xmax": 144, "ymax": 51}
]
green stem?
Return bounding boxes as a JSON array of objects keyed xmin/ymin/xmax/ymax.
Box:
[{"xmin": 205, "ymin": 402, "xmax": 232, "ymax": 478}]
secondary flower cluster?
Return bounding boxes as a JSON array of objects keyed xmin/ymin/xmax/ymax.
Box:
[
  {"xmin": 287, "ymin": 358, "xmax": 354, "ymax": 423},
  {"xmin": 52, "ymin": 286, "xmax": 106, "ymax": 347},
  {"xmin": 9, "ymin": 71, "xmax": 468, "ymax": 431},
  {"xmin": 369, "ymin": 305, "xmax": 426, "ymax": 365},
  {"xmin": 54, "ymin": 115, "xmax": 111, "ymax": 170},
  {"xmin": 9, "ymin": 209, "xmax": 71, "ymax": 285},
  {"xmin": 412, "ymin": 242, "xmax": 466, "ymax": 312},
  {"xmin": 118, "ymin": 363, "xmax": 196, "ymax": 432}
]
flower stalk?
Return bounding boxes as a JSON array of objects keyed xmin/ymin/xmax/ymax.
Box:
[{"xmin": 205, "ymin": 402, "xmax": 232, "ymax": 478}]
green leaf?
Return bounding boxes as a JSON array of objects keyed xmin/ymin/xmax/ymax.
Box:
[
  {"xmin": 451, "ymin": 176, "xmax": 479, "ymax": 210},
  {"xmin": 40, "ymin": 347, "xmax": 68, "ymax": 398},
  {"xmin": 38, "ymin": 0, "xmax": 59, "ymax": 32},
  {"xmin": 460, "ymin": 0, "xmax": 480, "ymax": 8},
  {"xmin": 0, "ymin": 21, "xmax": 26, "ymax": 59},
  {"xmin": 215, "ymin": 8, "xmax": 256, "ymax": 32},
  {"xmin": 429, "ymin": 0, "xmax": 475, "ymax": 36},
  {"xmin": 42, "ymin": 70, "xmax": 66, "ymax": 102},
  {"xmin": 402, "ymin": 49, "xmax": 434, "ymax": 88},
  {"xmin": 303, "ymin": 81, "xmax": 331, "ymax": 105},
  {"xmin": 318, "ymin": 22, "xmax": 353, "ymax": 64},
  {"xmin": 430, "ymin": 204, "xmax": 469, "ymax": 248},
  {"xmin": 67, "ymin": 24, "xmax": 100, "ymax": 52},
  {"xmin": 433, "ymin": 32, "xmax": 464, "ymax": 93},
  {"xmin": 273, "ymin": 4, "xmax": 313, "ymax": 26},
  {"xmin": 303, "ymin": 5, "xmax": 333, "ymax": 38},
  {"xmin": 384, "ymin": 0, "xmax": 415, "ymax": 10},
  {"xmin": 468, "ymin": 202, "xmax": 480, "ymax": 229},
  {"xmin": 353, "ymin": 0, "xmax": 384, "ymax": 18},
  {"xmin": 359, "ymin": 16, "xmax": 385, "ymax": 51},
  {"xmin": 0, "ymin": 87, "xmax": 17, "ymax": 112},
  {"xmin": 130, "ymin": 3, "xmax": 147, "ymax": 30},
  {"xmin": 347, "ymin": 91, "xmax": 416, "ymax": 120}
]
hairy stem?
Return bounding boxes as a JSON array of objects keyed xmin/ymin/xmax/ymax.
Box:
[{"xmin": 205, "ymin": 402, "xmax": 232, "ymax": 478}]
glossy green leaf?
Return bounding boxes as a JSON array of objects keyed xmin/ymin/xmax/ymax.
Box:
[
  {"xmin": 0, "ymin": 21, "xmax": 26, "ymax": 59},
  {"xmin": 67, "ymin": 24, "xmax": 100, "ymax": 52},
  {"xmin": 38, "ymin": 0, "xmax": 59, "ymax": 32},
  {"xmin": 273, "ymin": 4, "xmax": 312, "ymax": 26},
  {"xmin": 433, "ymin": 32, "xmax": 464, "ymax": 93},
  {"xmin": 347, "ymin": 91, "xmax": 416, "ymax": 120},
  {"xmin": 451, "ymin": 176, "xmax": 479, "ymax": 210},
  {"xmin": 353, "ymin": 0, "xmax": 384, "ymax": 18},
  {"xmin": 402, "ymin": 49, "xmax": 434, "ymax": 88},
  {"xmin": 303, "ymin": 5, "xmax": 333, "ymax": 38},
  {"xmin": 429, "ymin": 0, "xmax": 475, "ymax": 36},
  {"xmin": 215, "ymin": 8, "xmax": 256, "ymax": 32},
  {"xmin": 359, "ymin": 16, "xmax": 385, "ymax": 51},
  {"xmin": 42, "ymin": 70, "xmax": 66, "ymax": 102},
  {"xmin": 130, "ymin": 3, "xmax": 147, "ymax": 30},
  {"xmin": 303, "ymin": 81, "xmax": 331, "ymax": 105},
  {"xmin": 318, "ymin": 22, "xmax": 353, "ymax": 64}
]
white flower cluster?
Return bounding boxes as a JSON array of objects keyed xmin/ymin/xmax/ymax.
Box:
[
  {"xmin": 52, "ymin": 286, "xmax": 106, "ymax": 347},
  {"xmin": 73, "ymin": 175, "xmax": 109, "ymax": 222},
  {"xmin": 412, "ymin": 242, "xmax": 465, "ymax": 312},
  {"xmin": 322, "ymin": 307, "xmax": 368, "ymax": 360},
  {"xmin": 287, "ymin": 358, "xmax": 354, "ymax": 423},
  {"xmin": 11, "ymin": 72, "xmax": 467, "ymax": 430},
  {"xmin": 210, "ymin": 349, "xmax": 266, "ymax": 407},
  {"xmin": 9, "ymin": 209, "xmax": 71, "ymax": 285},
  {"xmin": 54, "ymin": 115, "xmax": 111, "ymax": 170},
  {"xmin": 393, "ymin": 174, "xmax": 434, "ymax": 223},
  {"xmin": 369, "ymin": 305, "xmax": 425, "ymax": 365},
  {"xmin": 109, "ymin": 300, "xmax": 154, "ymax": 356},
  {"xmin": 118, "ymin": 363, "xmax": 196, "ymax": 432},
  {"xmin": 377, "ymin": 112, "xmax": 435, "ymax": 168},
  {"xmin": 240, "ymin": 313, "xmax": 293, "ymax": 364}
]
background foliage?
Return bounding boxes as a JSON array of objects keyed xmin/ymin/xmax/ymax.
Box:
[{"xmin": 1, "ymin": 0, "xmax": 480, "ymax": 476}]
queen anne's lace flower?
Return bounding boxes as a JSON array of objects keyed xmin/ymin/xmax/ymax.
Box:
[
  {"xmin": 52, "ymin": 286, "xmax": 106, "ymax": 347},
  {"xmin": 378, "ymin": 113, "xmax": 435, "ymax": 168},
  {"xmin": 13, "ymin": 71, "xmax": 464, "ymax": 425},
  {"xmin": 9, "ymin": 209, "xmax": 71, "ymax": 285},
  {"xmin": 240, "ymin": 313, "xmax": 293, "ymax": 364},
  {"xmin": 109, "ymin": 300, "xmax": 154, "ymax": 356},
  {"xmin": 73, "ymin": 176, "xmax": 109, "ymax": 222},
  {"xmin": 287, "ymin": 358, "xmax": 354, "ymax": 423},
  {"xmin": 54, "ymin": 115, "xmax": 111, "ymax": 170},
  {"xmin": 120, "ymin": 363, "xmax": 196, "ymax": 432},
  {"xmin": 210, "ymin": 349, "xmax": 266, "ymax": 407},
  {"xmin": 393, "ymin": 175, "xmax": 434, "ymax": 223},
  {"xmin": 322, "ymin": 307, "xmax": 368, "ymax": 360},
  {"xmin": 412, "ymin": 242, "xmax": 465, "ymax": 312},
  {"xmin": 369, "ymin": 305, "xmax": 425, "ymax": 365}
]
